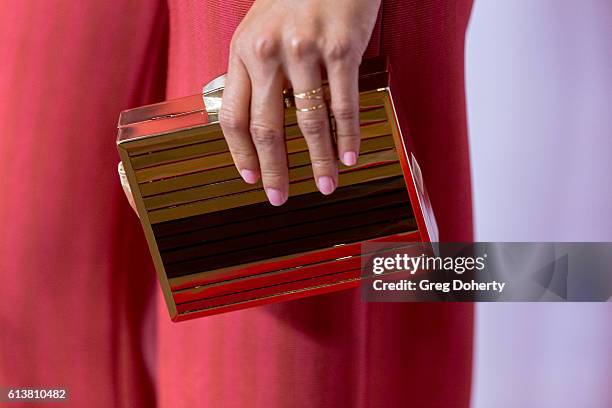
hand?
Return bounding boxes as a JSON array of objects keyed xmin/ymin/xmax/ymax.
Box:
[{"xmin": 219, "ymin": 0, "xmax": 381, "ymax": 206}]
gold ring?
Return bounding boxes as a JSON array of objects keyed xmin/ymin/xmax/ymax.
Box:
[
  {"xmin": 294, "ymin": 87, "xmax": 323, "ymax": 100},
  {"xmin": 296, "ymin": 103, "xmax": 326, "ymax": 112}
]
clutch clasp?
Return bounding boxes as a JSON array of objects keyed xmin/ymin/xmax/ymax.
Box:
[{"xmin": 202, "ymin": 75, "xmax": 226, "ymax": 120}]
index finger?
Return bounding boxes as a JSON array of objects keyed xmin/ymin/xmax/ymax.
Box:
[{"xmin": 219, "ymin": 53, "xmax": 261, "ymax": 184}]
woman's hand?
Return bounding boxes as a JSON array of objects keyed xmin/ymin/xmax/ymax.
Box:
[{"xmin": 219, "ymin": 0, "xmax": 381, "ymax": 205}]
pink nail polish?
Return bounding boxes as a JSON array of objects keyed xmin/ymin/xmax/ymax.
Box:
[
  {"xmin": 317, "ymin": 176, "xmax": 336, "ymax": 195},
  {"xmin": 265, "ymin": 188, "xmax": 287, "ymax": 206},
  {"xmin": 342, "ymin": 151, "xmax": 357, "ymax": 166},
  {"xmin": 240, "ymin": 169, "xmax": 259, "ymax": 184}
]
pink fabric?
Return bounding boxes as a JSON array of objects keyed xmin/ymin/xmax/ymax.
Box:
[
  {"xmin": 0, "ymin": 1, "xmax": 473, "ymax": 407},
  {"xmin": 0, "ymin": 1, "xmax": 167, "ymax": 406},
  {"xmin": 158, "ymin": 1, "xmax": 474, "ymax": 407}
]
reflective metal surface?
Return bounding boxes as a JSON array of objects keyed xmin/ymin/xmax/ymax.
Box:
[{"xmin": 116, "ymin": 57, "xmax": 432, "ymax": 321}]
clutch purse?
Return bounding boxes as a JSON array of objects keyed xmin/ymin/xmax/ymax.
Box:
[{"xmin": 117, "ymin": 57, "xmax": 437, "ymax": 321}]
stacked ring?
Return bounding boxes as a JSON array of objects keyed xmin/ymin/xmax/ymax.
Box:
[
  {"xmin": 297, "ymin": 103, "xmax": 326, "ymax": 112},
  {"xmin": 293, "ymin": 86, "xmax": 323, "ymax": 100},
  {"xmin": 294, "ymin": 86, "xmax": 326, "ymax": 111}
]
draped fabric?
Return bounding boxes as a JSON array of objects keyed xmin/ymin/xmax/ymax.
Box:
[
  {"xmin": 0, "ymin": 1, "xmax": 167, "ymax": 406},
  {"xmin": 0, "ymin": 1, "xmax": 473, "ymax": 407}
]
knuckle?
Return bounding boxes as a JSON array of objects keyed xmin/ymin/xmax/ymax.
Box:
[
  {"xmin": 230, "ymin": 28, "xmax": 249, "ymax": 55},
  {"xmin": 260, "ymin": 168, "xmax": 288, "ymax": 182},
  {"xmin": 323, "ymin": 37, "xmax": 355, "ymax": 61},
  {"xmin": 286, "ymin": 35, "xmax": 316, "ymax": 60},
  {"xmin": 250, "ymin": 122, "xmax": 283, "ymax": 146},
  {"xmin": 252, "ymin": 35, "xmax": 280, "ymax": 60},
  {"xmin": 299, "ymin": 117, "xmax": 327, "ymax": 136},
  {"xmin": 337, "ymin": 132, "xmax": 361, "ymax": 142},
  {"xmin": 311, "ymin": 156, "xmax": 337, "ymax": 170},
  {"xmin": 332, "ymin": 104, "xmax": 358, "ymax": 121},
  {"xmin": 228, "ymin": 147, "xmax": 255, "ymax": 162},
  {"xmin": 219, "ymin": 107, "xmax": 247, "ymax": 134}
]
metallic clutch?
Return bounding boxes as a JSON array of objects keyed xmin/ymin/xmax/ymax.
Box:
[{"xmin": 117, "ymin": 57, "xmax": 437, "ymax": 321}]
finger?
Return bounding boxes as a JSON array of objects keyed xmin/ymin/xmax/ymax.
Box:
[
  {"xmin": 325, "ymin": 60, "xmax": 360, "ymax": 166},
  {"xmin": 248, "ymin": 65, "xmax": 289, "ymax": 206},
  {"xmin": 219, "ymin": 53, "xmax": 260, "ymax": 184},
  {"xmin": 286, "ymin": 60, "xmax": 338, "ymax": 195}
]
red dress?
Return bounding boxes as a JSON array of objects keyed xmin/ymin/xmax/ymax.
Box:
[
  {"xmin": 158, "ymin": 1, "xmax": 474, "ymax": 407},
  {"xmin": 0, "ymin": 2, "xmax": 166, "ymax": 406},
  {"xmin": 0, "ymin": 1, "xmax": 473, "ymax": 406}
]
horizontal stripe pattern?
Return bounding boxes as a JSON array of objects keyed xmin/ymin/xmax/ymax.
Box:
[{"xmin": 119, "ymin": 85, "xmax": 418, "ymax": 318}]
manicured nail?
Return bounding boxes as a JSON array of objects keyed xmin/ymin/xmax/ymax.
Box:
[
  {"xmin": 342, "ymin": 151, "xmax": 357, "ymax": 166},
  {"xmin": 317, "ymin": 176, "xmax": 336, "ymax": 195},
  {"xmin": 240, "ymin": 169, "xmax": 259, "ymax": 184},
  {"xmin": 265, "ymin": 188, "xmax": 287, "ymax": 206}
]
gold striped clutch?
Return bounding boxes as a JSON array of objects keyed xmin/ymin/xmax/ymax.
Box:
[{"xmin": 117, "ymin": 57, "xmax": 436, "ymax": 321}]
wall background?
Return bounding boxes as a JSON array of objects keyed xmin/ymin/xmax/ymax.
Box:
[{"xmin": 465, "ymin": 1, "xmax": 612, "ymax": 407}]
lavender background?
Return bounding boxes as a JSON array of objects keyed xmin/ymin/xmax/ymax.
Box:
[{"xmin": 465, "ymin": 1, "xmax": 612, "ymax": 407}]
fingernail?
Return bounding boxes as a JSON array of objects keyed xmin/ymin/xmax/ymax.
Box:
[
  {"xmin": 240, "ymin": 169, "xmax": 259, "ymax": 184},
  {"xmin": 317, "ymin": 176, "xmax": 336, "ymax": 195},
  {"xmin": 265, "ymin": 188, "xmax": 287, "ymax": 206},
  {"xmin": 342, "ymin": 151, "xmax": 357, "ymax": 166}
]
